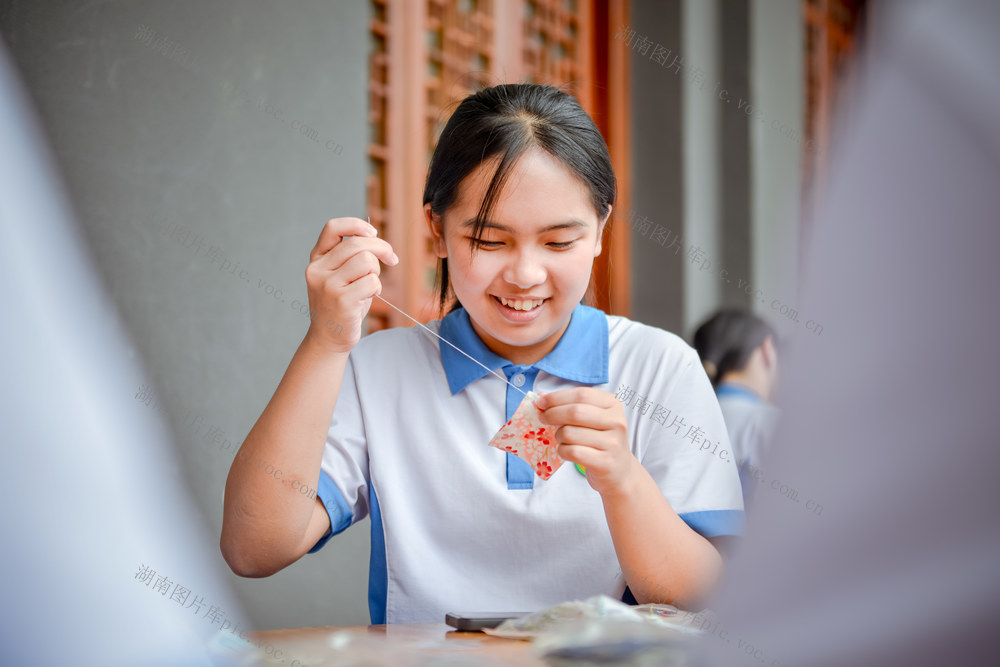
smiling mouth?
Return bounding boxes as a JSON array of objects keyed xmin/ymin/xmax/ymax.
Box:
[{"xmin": 494, "ymin": 295, "xmax": 546, "ymax": 311}]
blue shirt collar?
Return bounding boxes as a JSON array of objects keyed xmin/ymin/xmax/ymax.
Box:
[
  {"xmin": 437, "ymin": 303, "xmax": 609, "ymax": 395},
  {"xmin": 716, "ymin": 382, "xmax": 763, "ymax": 402}
]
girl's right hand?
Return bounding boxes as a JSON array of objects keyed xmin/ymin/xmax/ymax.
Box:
[{"xmin": 303, "ymin": 217, "xmax": 398, "ymax": 355}]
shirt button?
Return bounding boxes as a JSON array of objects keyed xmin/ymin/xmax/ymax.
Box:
[{"xmin": 512, "ymin": 373, "xmax": 526, "ymax": 387}]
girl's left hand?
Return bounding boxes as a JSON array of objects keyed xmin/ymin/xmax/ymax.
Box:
[{"xmin": 534, "ymin": 388, "xmax": 638, "ymax": 498}]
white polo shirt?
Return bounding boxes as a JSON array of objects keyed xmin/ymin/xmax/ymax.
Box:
[
  {"xmin": 716, "ymin": 382, "xmax": 780, "ymax": 505},
  {"xmin": 310, "ymin": 304, "xmax": 744, "ymax": 623}
]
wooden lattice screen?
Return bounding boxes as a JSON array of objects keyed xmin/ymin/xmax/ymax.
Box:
[
  {"xmin": 802, "ymin": 0, "xmax": 867, "ymax": 214},
  {"xmin": 366, "ymin": 0, "xmax": 630, "ymax": 332}
]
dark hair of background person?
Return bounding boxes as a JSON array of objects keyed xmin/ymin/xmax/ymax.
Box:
[
  {"xmin": 422, "ymin": 83, "xmax": 617, "ymax": 313},
  {"xmin": 693, "ymin": 309, "xmax": 778, "ymax": 388}
]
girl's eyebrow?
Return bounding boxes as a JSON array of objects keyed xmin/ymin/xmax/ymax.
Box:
[{"xmin": 460, "ymin": 218, "xmax": 588, "ymax": 233}]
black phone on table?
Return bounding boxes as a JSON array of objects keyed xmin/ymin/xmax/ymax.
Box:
[{"xmin": 444, "ymin": 612, "xmax": 528, "ymax": 631}]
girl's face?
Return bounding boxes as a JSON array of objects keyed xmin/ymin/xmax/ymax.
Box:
[{"xmin": 426, "ymin": 147, "xmax": 609, "ymax": 365}]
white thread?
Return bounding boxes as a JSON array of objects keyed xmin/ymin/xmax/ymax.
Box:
[
  {"xmin": 347, "ymin": 220, "xmax": 528, "ymax": 398},
  {"xmin": 372, "ymin": 294, "xmax": 527, "ymax": 398}
]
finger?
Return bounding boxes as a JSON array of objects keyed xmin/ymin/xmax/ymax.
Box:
[
  {"xmin": 552, "ymin": 424, "xmax": 614, "ymax": 451},
  {"xmin": 325, "ymin": 250, "xmax": 383, "ymax": 287},
  {"xmin": 538, "ymin": 402, "xmax": 620, "ymax": 431},
  {"xmin": 555, "ymin": 442, "xmax": 602, "ymax": 468},
  {"xmin": 310, "ymin": 217, "xmax": 378, "ymax": 263},
  {"xmin": 311, "ymin": 236, "xmax": 398, "ymax": 274},
  {"xmin": 336, "ymin": 272, "xmax": 383, "ymax": 302},
  {"xmin": 316, "ymin": 273, "xmax": 382, "ymax": 317},
  {"xmin": 535, "ymin": 387, "xmax": 615, "ymax": 411}
]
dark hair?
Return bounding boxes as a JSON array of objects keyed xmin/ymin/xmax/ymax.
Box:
[
  {"xmin": 692, "ymin": 309, "xmax": 778, "ymax": 388},
  {"xmin": 422, "ymin": 83, "xmax": 616, "ymax": 312}
]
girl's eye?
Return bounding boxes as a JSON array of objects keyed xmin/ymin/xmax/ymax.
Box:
[
  {"xmin": 547, "ymin": 240, "xmax": 577, "ymax": 249},
  {"xmin": 469, "ymin": 237, "xmax": 504, "ymax": 248}
]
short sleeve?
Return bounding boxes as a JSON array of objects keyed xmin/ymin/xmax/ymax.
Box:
[
  {"xmin": 308, "ymin": 351, "xmax": 371, "ymax": 553},
  {"xmin": 637, "ymin": 348, "xmax": 745, "ymax": 538}
]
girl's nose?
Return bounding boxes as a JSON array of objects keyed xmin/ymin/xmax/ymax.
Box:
[{"xmin": 503, "ymin": 250, "xmax": 547, "ymax": 289}]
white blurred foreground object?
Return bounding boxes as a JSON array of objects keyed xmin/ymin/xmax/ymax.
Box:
[
  {"xmin": 485, "ymin": 594, "xmax": 702, "ymax": 639},
  {"xmin": 0, "ymin": 35, "xmax": 249, "ymax": 666},
  {"xmin": 488, "ymin": 595, "xmax": 698, "ymax": 666},
  {"xmin": 698, "ymin": 0, "xmax": 1000, "ymax": 666}
]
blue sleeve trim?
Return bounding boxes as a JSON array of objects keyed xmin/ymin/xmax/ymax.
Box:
[
  {"xmin": 678, "ymin": 509, "xmax": 745, "ymax": 537},
  {"xmin": 307, "ymin": 472, "xmax": 353, "ymax": 554},
  {"xmin": 368, "ymin": 485, "xmax": 388, "ymax": 624}
]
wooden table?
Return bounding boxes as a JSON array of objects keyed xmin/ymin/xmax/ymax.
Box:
[{"xmin": 250, "ymin": 623, "xmax": 548, "ymax": 665}]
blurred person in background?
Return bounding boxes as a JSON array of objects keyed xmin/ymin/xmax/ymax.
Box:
[{"xmin": 693, "ymin": 309, "xmax": 781, "ymax": 505}]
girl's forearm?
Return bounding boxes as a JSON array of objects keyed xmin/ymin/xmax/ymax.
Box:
[
  {"xmin": 601, "ymin": 458, "xmax": 723, "ymax": 608},
  {"xmin": 221, "ymin": 333, "xmax": 349, "ymax": 575}
]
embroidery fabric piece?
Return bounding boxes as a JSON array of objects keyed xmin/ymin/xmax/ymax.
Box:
[{"xmin": 488, "ymin": 391, "xmax": 564, "ymax": 480}]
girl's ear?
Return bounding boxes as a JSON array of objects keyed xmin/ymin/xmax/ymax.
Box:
[
  {"xmin": 425, "ymin": 203, "xmax": 447, "ymax": 258},
  {"xmin": 594, "ymin": 204, "xmax": 612, "ymax": 257}
]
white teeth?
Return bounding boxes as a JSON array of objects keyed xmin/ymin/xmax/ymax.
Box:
[{"xmin": 498, "ymin": 296, "xmax": 543, "ymax": 311}]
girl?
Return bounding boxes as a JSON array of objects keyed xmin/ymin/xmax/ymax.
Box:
[
  {"xmin": 693, "ymin": 309, "xmax": 781, "ymax": 506},
  {"xmin": 221, "ymin": 83, "xmax": 743, "ymax": 623}
]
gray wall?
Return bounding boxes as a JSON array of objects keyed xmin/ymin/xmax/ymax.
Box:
[
  {"xmin": 0, "ymin": 0, "xmax": 372, "ymax": 628},
  {"xmin": 750, "ymin": 0, "xmax": 804, "ymax": 340},
  {"xmin": 628, "ymin": 0, "xmax": 685, "ymax": 335},
  {"xmin": 630, "ymin": 0, "xmax": 803, "ymax": 341}
]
